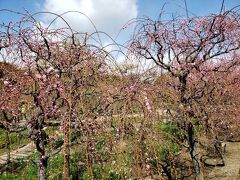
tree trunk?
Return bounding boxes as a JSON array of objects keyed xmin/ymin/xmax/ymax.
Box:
[
  {"xmin": 187, "ymin": 123, "xmax": 204, "ymax": 180},
  {"xmin": 38, "ymin": 155, "xmax": 48, "ymax": 180},
  {"xmin": 179, "ymin": 73, "xmax": 204, "ymax": 180},
  {"xmin": 35, "ymin": 119, "xmax": 48, "ymax": 180}
]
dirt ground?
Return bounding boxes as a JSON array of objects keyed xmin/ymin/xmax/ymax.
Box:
[{"xmin": 204, "ymin": 142, "xmax": 240, "ymax": 180}]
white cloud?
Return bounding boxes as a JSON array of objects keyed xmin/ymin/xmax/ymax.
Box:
[{"xmin": 42, "ymin": 0, "xmax": 138, "ymax": 41}]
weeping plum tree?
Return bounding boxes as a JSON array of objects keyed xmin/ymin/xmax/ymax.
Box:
[
  {"xmin": 131, "ymin": 9, "xmax": 240, "ymax": 179},
  {"xmin": 0, "ymin": 12, "xmax": 108, "ymax": 179},
  {"xmin": 44, "ymin": 37, "xmax": 107, "ymax": 180},
  {"xmin": 0, "ymin": 19, "xmax": 66, "ymax": 180}
]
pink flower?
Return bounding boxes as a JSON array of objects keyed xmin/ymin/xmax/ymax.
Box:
[
  {"xmin": 35, "ymin": 74, "xmax": 41, "ymax": 79},
  {"xmin": 47, "ymin": 67, "xmax": 54, "ymax": 73},
  {"xmin": 3, "ymin": 80, "xmax": 9, "ymax": 85}
]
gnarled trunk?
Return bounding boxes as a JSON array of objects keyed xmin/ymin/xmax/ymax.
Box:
[
  {"xmin": 33, "ymin": 116, "xmax": 48, "ymax": 180},
  {"xmin": 187, "ymin": 123, "xmax": 204, "ymax": 180},
  {"xmin": 38, "ymin": 155, "xmax": 48, "ymax": 180},
  {"xmin": 179, "ymin": 73, "xmax": 204, "ymax": 180}
]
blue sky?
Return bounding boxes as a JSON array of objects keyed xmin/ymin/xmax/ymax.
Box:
[
  {"xmin": 0, "ymin": 0, "xmax": 239, "ymax": 44},
  {"xmin": 1, "ymin": 0, "xmax": 239, "ymax": 20},
  {"xmin": 137, "ymin": 0, "xmax": 240, "ymax": 19}
]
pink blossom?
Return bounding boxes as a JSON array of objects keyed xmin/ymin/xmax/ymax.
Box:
[
  {"xmin": 3, "ymin": 80, "xmax": 9, "ymax": 85},
  {"xmin": 35, "ymin": 74, "xmax": 41, "ymax": 79}
]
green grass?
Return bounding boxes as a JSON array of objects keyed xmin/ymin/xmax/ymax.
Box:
[{"xmin": 0, "ymin": 161, "xmax": 37, "ymax": 180}]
